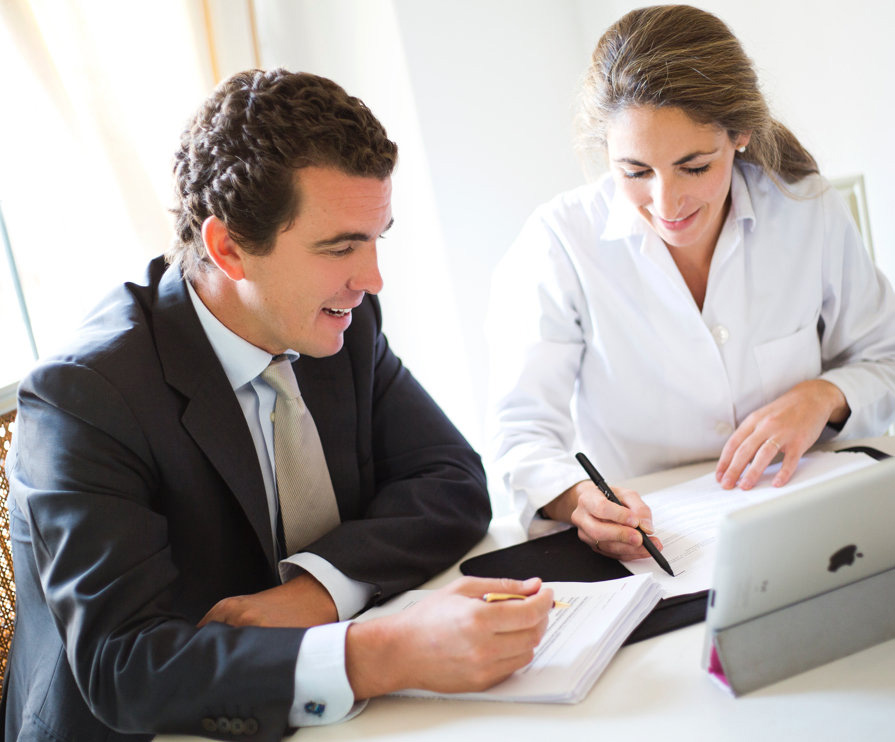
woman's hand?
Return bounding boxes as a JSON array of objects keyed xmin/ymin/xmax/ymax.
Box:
[
  {"xmin": 716, "ymin": 379, "xmax": 850, "ymax": 490},
  {"xmin": 543, "ymin": 480, "xmax": 660, "ymax": 560}
]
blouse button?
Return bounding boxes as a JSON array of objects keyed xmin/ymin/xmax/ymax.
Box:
[
  {"xmin": 715, "ymin": 421, "xmax": 734, "ymax": 437},
  {"xmin": 711, "ymin": 325, "xmax": 730, "ymax": 345}
]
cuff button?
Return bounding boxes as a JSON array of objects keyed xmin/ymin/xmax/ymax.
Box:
[{"xmin": 304, "ymin": 701, "xmax": 326, "ymax": 716}]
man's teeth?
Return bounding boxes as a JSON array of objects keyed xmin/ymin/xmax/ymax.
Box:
[{"xmin": 324, "ymin": 308, "xmax": 351, "ymax": 317}]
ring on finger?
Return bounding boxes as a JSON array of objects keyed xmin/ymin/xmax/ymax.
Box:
[{"xmin": 767, "ymin": 437, "xmax": 781, "ymax": 450}]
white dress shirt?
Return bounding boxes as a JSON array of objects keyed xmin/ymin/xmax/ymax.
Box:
[
  {"xmin": 487, "ymin": 162, "xmax": 895, "ymax": 532},
  {"xmin": 187, "ymin": 282, "xmax": 372, "ymax": 726}
]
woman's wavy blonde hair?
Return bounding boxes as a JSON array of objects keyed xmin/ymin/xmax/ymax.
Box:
[{"xmin": 576, "ymin": 5, "xmax": 818, "ymax": 184}]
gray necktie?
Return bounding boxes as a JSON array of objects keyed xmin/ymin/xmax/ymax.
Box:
[{"xmin": 261, "ymin": 356, "xmax": 340, "ymax": 553}]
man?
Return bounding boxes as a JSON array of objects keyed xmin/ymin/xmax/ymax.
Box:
[{"xmin": 2, "ymin": 69, "xmax": 552, "ymax": 741}]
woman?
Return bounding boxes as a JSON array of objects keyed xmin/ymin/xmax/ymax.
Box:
[{"xmin": 487, "ymin": 5, "xmax": 895, "ymax": 560}]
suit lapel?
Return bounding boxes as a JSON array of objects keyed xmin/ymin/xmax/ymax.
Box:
[{"xmin": 152, "ymin": 263, "xmax": 276, "ymax": 567}]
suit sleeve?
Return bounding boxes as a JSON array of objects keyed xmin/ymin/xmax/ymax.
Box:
[
  {"xmin": 308, "ymin": 297, "xmax": 492, "ymax": 602},
  {"xmin": 11, "ymin": 362, "xmax": 305, "ymax": 740}
]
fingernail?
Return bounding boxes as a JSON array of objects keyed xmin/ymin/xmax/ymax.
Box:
[{"xmin": 641, "ymin": 519, "xmax": 654, "ymax": 534}]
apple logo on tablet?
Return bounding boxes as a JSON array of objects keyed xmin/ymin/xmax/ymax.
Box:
[{"xmin": 828, "ymin": 544, "xmax": 863, "ymax": 572}]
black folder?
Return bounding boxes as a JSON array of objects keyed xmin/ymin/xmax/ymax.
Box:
[{"xmin": 460, "ymin": 527, "xmax": 707, "ymax": 645}]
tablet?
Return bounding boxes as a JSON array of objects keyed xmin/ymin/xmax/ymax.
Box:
[{"xmin": 705, "ymin": 455, "xmax": 895, "ymax": 633}]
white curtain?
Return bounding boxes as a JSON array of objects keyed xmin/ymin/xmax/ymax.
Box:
[{"xmin": 0, "ymin": 0, "xmax": 224, "ymax": 385}]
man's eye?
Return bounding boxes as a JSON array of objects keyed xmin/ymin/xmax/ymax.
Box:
[{"xmin": 331, "ymin": 246, "xmax": 354, "ymax": 257}]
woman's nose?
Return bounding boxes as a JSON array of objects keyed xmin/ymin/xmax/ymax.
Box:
[{"xmin": 653, "ymin": 176, "xmax": 682, "ymax": 218}]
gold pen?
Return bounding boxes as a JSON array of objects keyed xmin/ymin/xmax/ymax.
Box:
[{"xmin": 481, "ymin": 592, "xmax": 570, "ymax": 609}]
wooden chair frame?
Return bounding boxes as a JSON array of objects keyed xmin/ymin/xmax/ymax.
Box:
[{"xmin": 1, "ymin": 381, "xmax": 17, "ymax": 679}]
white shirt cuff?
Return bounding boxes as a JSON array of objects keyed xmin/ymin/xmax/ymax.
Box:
[
  {"xmin": 289, "ymin": 621, "xmax": 367, "ymax": 727},
  {"xmin": 279, "ymin": 552, "xmax": 376, "ymax": 620}
]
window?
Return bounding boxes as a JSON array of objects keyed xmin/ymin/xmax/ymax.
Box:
[{"xmin": 0, "ymin": 0, "xmax": 212, "ymax": 387}]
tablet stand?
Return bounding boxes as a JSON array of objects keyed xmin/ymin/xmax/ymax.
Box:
[{"xmin": 707, "ymin": 565, "xmax": 895, "ymax": 695}]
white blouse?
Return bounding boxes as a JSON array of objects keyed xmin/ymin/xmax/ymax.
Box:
[{"xmin": 487, "ymin": 162, "xmax": 895, "ymax": 530}]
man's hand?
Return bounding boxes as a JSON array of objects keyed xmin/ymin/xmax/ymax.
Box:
[
  {"xmin": 543, "ymin": 480, "xmax": 660, "ymax": 560},
  {"xmin": 198, "ymin": 572, "xmax": 338, "ymax": 628},
  {"xmin": 716, "ymin": 379, "xmax": 850, "ymax": 490},
  {"xmin": 345, "ymin": 576, "xmax": 553, "ymax": 699}
]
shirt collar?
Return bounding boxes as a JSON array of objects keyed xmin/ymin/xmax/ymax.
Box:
[
  {"xmin": 600, "ymin": 177, "xmax": 646, "ymax": 242},
  {"xmin": 728, "ymin": 161, "xmax": 756, "ymax": 232},
  {"xmin": 599, "ymin": 162, "xmax": 757, "ymax": 242},
  {"xmin": 186, "ymin": 280, "xmax": 299, "ymax": 391}
]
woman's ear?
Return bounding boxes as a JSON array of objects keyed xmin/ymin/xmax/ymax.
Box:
[
  {"xmin": 735, "ymin": 130, "xmax": 752, "ymax": 152},
  {"xmin": 202, "ymin": 216, "xmax": 245, "ymax": 281}
]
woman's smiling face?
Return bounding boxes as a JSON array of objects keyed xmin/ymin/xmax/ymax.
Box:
[{"xmin": 606, "ymin": 105, "xmax": 749, "ymax": 257}]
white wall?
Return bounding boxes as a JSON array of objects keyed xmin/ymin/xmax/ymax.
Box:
[{"xmin": 250, "ymin": 0, "xmax": 895, "ymax": 463}]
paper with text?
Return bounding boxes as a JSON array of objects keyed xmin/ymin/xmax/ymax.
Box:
[{"xmin": 621, "ymin": 450, "xmax": 875, "ymax": 596}]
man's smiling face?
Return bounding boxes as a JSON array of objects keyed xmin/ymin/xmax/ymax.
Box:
[{"xmin": 231, "ymin": 166, "xmax": 393, "ymax": 357}]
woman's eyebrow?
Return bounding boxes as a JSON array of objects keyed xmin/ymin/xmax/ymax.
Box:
[
  {"xmin": 673, "ymin": 149, "xmax": 718, "ymax": 165},
  {"xmin": 613, "ymin": 150, "xmax": 719, "ymax": 168},
  {"xmin": 613, "ymin": 157, "xmax": 649, "ymax": 167}
]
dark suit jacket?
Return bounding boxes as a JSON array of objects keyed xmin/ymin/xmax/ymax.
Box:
[{"xmin": 2, "ymin": 257, "xmax": 490, "ymax": 741}]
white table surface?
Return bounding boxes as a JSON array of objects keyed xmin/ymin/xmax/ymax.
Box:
[{"xmin": 162, "ymin": 437, "xmax": 895, "ymax": 741}]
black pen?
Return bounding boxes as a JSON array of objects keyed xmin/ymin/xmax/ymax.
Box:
[{"xmin": 575, "ymin": 452, "xmax": 675, "ymax": 577}]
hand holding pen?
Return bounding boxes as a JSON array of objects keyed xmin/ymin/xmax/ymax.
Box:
[{"xmin": 569, "ymin": 453, "xmax": 674, "ymax": 576}]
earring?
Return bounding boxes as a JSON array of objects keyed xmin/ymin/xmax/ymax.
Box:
[{"xmin": 737, "ymin": 145, "xmax": 746, "ymax": 153}]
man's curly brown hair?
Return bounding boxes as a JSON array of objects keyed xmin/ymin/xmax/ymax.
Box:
[{"xmin": 168, "ymin": 69, "xmax": 398, "ymax": 278}]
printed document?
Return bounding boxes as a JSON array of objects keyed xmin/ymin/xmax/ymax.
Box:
[{"xmin": 622, "ymin": 450, "xmax": 875, "ymax": 596}]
